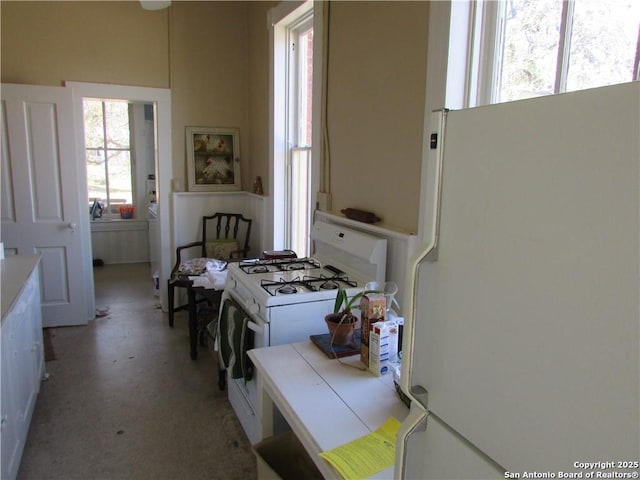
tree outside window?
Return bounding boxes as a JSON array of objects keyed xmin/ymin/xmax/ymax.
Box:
[
  {"xmin": 495, "ymin": 0, "xmax": 639, "ymax": 103},
  {"xmin": 84, "ymin": 100, "xmax": 134, "ymax": 218}
]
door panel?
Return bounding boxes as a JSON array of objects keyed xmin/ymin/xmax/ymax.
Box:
[
  {"xmin": 1, "ymin": 84, "xmax": 88, "ymax": 327},
  {"xmin": 37, "ymin": 246, "xmax": 70, "ymax": 304},
  {"xmin": 26, "ymin": 102, "xmax": 65, "ymax": 220},
  {"xmin": 1, "ymin": 105, "xmax": 16, "ymax": 223}
]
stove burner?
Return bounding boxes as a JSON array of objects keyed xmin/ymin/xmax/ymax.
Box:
[
  {"xmin": 259, "ymin": 273, "xmax": 359, "ymax": 297},
  {"xmin": 319, "ymin": 280, "xmax": 340, "ymax": 290},
  {"xmin": 303, "ymin": 274, "xmax": 358, "ymax": 290},
  {"xmin": 261, "ymin": 278, "xmax": 299, "ymax": 294},
  {"xmin": 239, "ymin": 257, "xmax": 322, "ymax": 274},
  {"xmin": 284, "ymin": 263, "xmax": 306, "ymax": 271},
  {"xmin": 277, "ymin": 285, "xmax": 298, "ymax": 295}
]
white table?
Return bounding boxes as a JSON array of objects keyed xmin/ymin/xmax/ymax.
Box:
[{"xmin": 248, "ymin": 341, "xmax": 408, "ymax": 479}]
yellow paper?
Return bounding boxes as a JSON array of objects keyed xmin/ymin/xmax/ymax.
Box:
[{"xmin": 319, "ymin": 417, "xmax": 401, "ymax": 480}]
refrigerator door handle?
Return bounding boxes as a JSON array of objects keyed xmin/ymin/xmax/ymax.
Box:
[
  {"xmin": 423, "ymin": 108, "xmax": 448, "ymax": 263},
  {"xmin": 410, "ymin": 384, "xmax": 428, "ymax": 408},
  {"xmin": 395, "ymin": 404, "xmax": 428, "ymax": 479},
  {"xmin": 397, "ymin": 110, "xmax": 448, "ymax": 411}
]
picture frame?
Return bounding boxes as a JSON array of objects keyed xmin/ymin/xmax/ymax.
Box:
[{"xmin": 186, "ymin": 126, "xmax": 241, "ymax": 192}]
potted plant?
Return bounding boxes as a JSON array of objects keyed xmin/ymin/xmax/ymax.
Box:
[{"xmin": 325, "ymin": 288, "xmax": 381, "ymax": 347}]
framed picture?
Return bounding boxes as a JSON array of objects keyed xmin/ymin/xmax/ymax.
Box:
[{"xmin": 186, "ymin": 126, "xmax": 241, "ymax": 191}]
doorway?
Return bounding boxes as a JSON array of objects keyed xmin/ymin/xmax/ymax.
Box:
[
  {"xmin": 67, "ymin": 82, "xmax": 172, "ymax": 314},
  {"xmin": 81, "ymin": 98, "xmax": 159, "ymax": 302}
]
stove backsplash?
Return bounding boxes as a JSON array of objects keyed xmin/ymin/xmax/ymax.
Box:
[{"xmin": 312, "ymin": 213, "xmax": 425, "ymax": 315}]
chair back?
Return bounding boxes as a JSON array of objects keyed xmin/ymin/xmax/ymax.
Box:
[{"xmin": 202, "ymin": 213, "xmax": 252, "ymax": 260}]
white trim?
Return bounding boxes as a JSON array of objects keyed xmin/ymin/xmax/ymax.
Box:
[
  {"xmin": 481, "ymin": 0, "xmax": 502, "ymax": 105},
  {"xmin": 554, "ymin": 0, "xmax": 575, "ymax": 94},
  {"xmin": 420, "ymin": 2, "xmax": 451, "ymax": 241},
  {"xmin": 269, "ymin": 0, "xmax": 318, "ymax": 252},
  {"xmin": 90, "ymin": 220, "xmax": 148, "ymax": 233},
  {"xmin": 66, "ymin": 81, "xmax": 172, "ymax": 311},
  {"xmin": 311, "ymin": 1, "xmax": 324, "ymax": 206},
  {"xmin": 268, "ymin": 1, "xmax": 309, "ymax": 28},
  {"xmin": 270, "ymin": 9, "xmax": 287, "ymax": 249},
  {"xmin": 446, "ymin": 0, "xmax": 473, "ymax": 110}
]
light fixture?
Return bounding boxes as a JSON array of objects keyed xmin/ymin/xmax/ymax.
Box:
[{"xmin": 140, "ymin": 1, "xmax": 171, "ymax": 11}]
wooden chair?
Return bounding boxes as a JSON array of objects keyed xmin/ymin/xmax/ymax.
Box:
[{"xmin": 167, "ymin": 212, "xmax": 252, "ymax": 360}]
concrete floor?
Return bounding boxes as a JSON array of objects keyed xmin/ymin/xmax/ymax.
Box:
[{"xmin": 17, "ymin": 263, "xmax": 257, "ymax": 480}]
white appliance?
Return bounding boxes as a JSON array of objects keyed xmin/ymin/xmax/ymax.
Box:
[
  {"xmin": 397, "ymin": 82, "xmax": 639, "ymax": 478},
  {"xmin": 222, "ymin": 220, "xmax": 387, "ymax": 443}
]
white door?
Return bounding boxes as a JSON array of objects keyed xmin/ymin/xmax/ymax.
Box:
[{"xmin": 1, "ymin": 83, "xmax": 88, "ymax": 327}]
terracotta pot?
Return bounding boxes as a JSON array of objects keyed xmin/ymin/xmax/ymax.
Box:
[{"xmin": 325, "ymin": 312, "xmax": 358, "ymax": 347}]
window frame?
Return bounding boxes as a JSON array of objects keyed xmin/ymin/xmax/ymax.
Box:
[
  {"xmin": 284, "ymin": 13, "xmax": 313, "ymax": 254},
  {"xmin": 269, "ymin": 0, "xmax": 320, "ymax": 254},
  {"xmin": 466, "ymin": 0, "xmax": 640, "ymax": 107},
  {"xmin": 84, "ymin": 99, "xmax": 136, "ymax": 220}
]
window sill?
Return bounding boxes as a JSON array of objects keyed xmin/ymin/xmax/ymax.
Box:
[{"xmin": 90, "ymin": 219, "xmax": 148, "ymax": 232}]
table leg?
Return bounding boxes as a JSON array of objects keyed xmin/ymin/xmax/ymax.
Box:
[
  {"xmin": 188, "ymin": 287, "xmax": 198, "ymax": 360},
  {"xmin": 218, "ymin": 368, "xmax": 226, "ymax": 390},
  {"xmin": 257, "ymin": 374, "xmax": 274, "ymax": 441},
  {"xmin": 167, "ymin": 280, "xmax": 175, "ymax": 327}
]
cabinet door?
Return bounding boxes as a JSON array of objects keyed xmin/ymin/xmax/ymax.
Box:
[
  {"xmin": 26, "ymin": 271, "xmax": 45, "ymax": 389},
  {"xmin": 15, "ymin": 312, "xmax": 38, "ymax": 429},
  {"xmin": 1, "ymin": 318, "xmax": 21, "ymax": 480}
]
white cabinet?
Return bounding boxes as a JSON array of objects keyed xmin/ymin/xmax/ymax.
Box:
[
  {"xmin": 1, "ymin": 255, "xmax": 44, "ymax": 480},
  {"xmin": 1, "ymin": 325, "xmax": 20, "ymax": 479}
]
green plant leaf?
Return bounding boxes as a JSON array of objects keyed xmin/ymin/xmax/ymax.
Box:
[
  {"xmin": 333, "ymin": 287, "xmax": 385, "ymax": 314},
  {"xmin": 333, "ymin": 288, "xmax": 347, "ymax": 313},
  {"xmin": 345, "ymin": 289, "xmax": 385, "ymax": 311}
]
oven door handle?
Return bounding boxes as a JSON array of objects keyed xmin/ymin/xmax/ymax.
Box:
[{"xmin": 246, "ymin": 319, "xmax": 264, "ymax": 334}]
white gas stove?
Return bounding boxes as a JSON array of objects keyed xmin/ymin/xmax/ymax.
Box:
[
  {"xmin": 228, "ymin": 225, "xmax": 385, "ymax": 301},
  {"xmin": 221, "ymin": 220, "xmax": 387, "ymax": 443}
]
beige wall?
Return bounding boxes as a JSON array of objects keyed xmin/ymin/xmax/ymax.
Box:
[
  {"xmin": 247, "ymin": 1, "xmax": 277, "ymax": 196},
  {"xmin": 1, "ymin": 0, "xmax": 430, "ymax": 233},
  {"xmin": 325, "ymin": 1, "xmax": 429, "ymax": 234},
  {"xmin": 1, "ymin": 1, "xmax": 256, "ymax": 191},
  {"xmin": 0, "ymin": 1, "xmax": 170, "ymax": 87},
  {"xmin": 169, "ymin": 1, "xmax": 251, "ymax": 189}
]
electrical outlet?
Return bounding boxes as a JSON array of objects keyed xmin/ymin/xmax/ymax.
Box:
[{"xmin": 317, "ymin": 192, "xmax": 332, "ymax": 211}]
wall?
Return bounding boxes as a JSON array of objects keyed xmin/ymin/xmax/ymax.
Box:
[
  {"xmin": 1, "ymin": 1, "xmax": 256, "ymax": 194},
  {"xmin": 243, "ymin": 0, "xmax": 431, "ymax": 236},
  {"xmin": 0, "ymin": 1, "xmax": 170, "ymax": 87},
  {"xmin": 170, "ymin": 1, "xmax": 252, "ymax": 192},
  {"xmin": 325, "ymin": 1, "xmax": 429, "ymax": 234},
  {"xmin": 91, "ymin": 221, "xmax": 150, "ymax": 264},
  {"xmin": 247, "ymin": 1, "xmax": 277, "ymax": 196},
  {"xmin": 1, "ymin": 0, "xmax": 432, "ymax": 243},
  {"xmin": 172, "ymin": 192, "xmax": 267, "ymax": 259}
]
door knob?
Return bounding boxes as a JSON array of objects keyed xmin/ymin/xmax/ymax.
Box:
[{"xmin": 67, "ymin": 222, "xmax": 77, "ymax": 232}]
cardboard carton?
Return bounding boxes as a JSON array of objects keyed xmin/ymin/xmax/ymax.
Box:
[
  {"xmin": 359, "ymin": 294, "xmax": 386, "ymax": 367},
  {"xmin": 369, "ymin": 320, "xmax": 398, "ymax": 376}
]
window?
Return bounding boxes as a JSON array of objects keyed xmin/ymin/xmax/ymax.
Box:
[
  {"xmin": 469, "ymin": 0, "xmax": 640, "ymax": 105},
  {"xmin": 272, "ymin": 1, "xmax": 316, "ymax": 257},
  {"xmin": 287, "ymin": 17, "xmax": 313, "ymax": 256},
  {"xmin": 83, "ymin": 99, "xmax": 134, "ymax": 218}
]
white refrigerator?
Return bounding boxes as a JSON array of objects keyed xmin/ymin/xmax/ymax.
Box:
[{"xmin": 396, "ymin": 82, "xmax": 639, "ymax": 479}]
